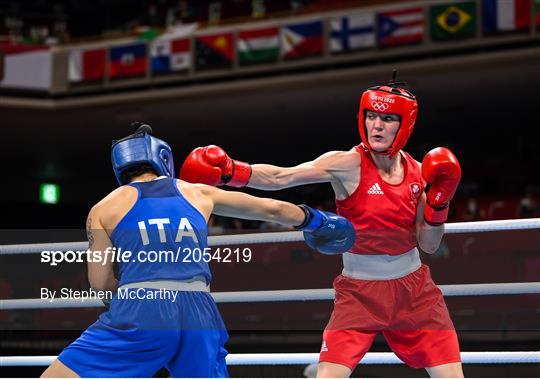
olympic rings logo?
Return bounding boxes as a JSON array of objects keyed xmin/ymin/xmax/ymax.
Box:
[{"xmin": 371, "ymin": 101, "xmax": 389, "ymax": 112}]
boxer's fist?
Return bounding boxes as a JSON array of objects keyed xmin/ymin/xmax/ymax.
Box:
[
  {"xmin": 180, "ymin": 145, "xmax": 252, "ymax": 187},
  {"xmin": 296, "ymin": 205, "xmax": 355, "ymax": 255},
  {"xmin": 422, "ymin": 147, "xmax": 461, "ymax": 225}
]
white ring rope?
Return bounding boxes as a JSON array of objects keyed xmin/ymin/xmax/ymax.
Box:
[
  {"xmin": 1, "ymin": 352, "xmax": 538, "ymax": 366},
  {"xmin": 0, "ymin": 218, "xmax": 538, "ymax": 255},
  {"xmin": 1, "ymin": 282, "xmax": 539, "ymax": 310}
]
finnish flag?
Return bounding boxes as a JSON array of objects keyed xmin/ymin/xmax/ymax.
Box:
[{"xmin": 330, "ymin": 12, "xmax": 376, "ymax": 53}]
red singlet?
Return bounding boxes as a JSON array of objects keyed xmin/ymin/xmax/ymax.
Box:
[{"xmin": 336, "ymin": 144, "xmax": 424, "ymax": 255}]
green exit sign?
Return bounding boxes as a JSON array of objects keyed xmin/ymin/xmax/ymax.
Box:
[{"xmin": 39, "ymin": 183, "xmax": 60, "ymax": 204}]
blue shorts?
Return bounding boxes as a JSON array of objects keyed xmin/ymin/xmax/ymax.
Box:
[{"xmin": 58, "ymin": 289, "xmax": 228, "ymax": 378}]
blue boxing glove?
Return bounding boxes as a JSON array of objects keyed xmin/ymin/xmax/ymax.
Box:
[{"xmin": 295, "ymin": 204, "xmax": 355, "ymax": 255}]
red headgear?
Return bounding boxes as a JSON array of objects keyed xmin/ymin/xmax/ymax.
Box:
[{"xmin": 358, "ymin": 83, "xmax": 418, "ymax": 159}]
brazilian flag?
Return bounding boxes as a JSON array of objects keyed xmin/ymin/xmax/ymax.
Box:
[{"xmin": 430, "ymin": 2, "xmax": 476, "ymax": 40}]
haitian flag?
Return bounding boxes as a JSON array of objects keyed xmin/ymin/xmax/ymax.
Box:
[
  {"xmin": 483, "ymin": 0, "xmax": 530, "ymax": 33},
  {"xmin": 151, "ymin": 38, "xmax": 191, "ymax": 74},
  {"xmin": 69, "ymin": 48, "xmax": 106, "ymax": 82},
  {"xmin": 109, "ymin": 43, "xmax": 147, "ymax": 78},
  {"xmin": 378, "ymin": 7, "xmax": 424, "ymax": 47},
  {"xmin": 330, "ymin": 12, "xmax": 375, "ymax": 53},
  {"xmin": 195, "ymin": 33, "xmax": 234, "ymax": 70},
  {"xmin": 281, "ymin": 20, "xmax": 323, "ymax": 60}
]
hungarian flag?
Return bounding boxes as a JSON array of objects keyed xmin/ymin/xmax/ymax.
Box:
[
  {"xmin": 195, "ymin": 33, "xmax": 234, "ymax": 70},
  {"xmin": 69, "ymin": 48, "xmax": 106, "ymax": 82},
  {"xmin": 430, "ymin": 2, "xmax": 476, "ymax": 40},
  {"xmin": 483, "ymin": 0, "xmax": 530, "ymax": 33},
  {"xmin": 378, "ymin": 7, "xmax": 424, "ymax": 46},
  {"xmin": 237, "ymin": 27, "xmax": 279, "ymax": 65},
  {"xmin": 109, "ymin": 43, "xmax": 147, "ymax": 78},
  {"xmin": 151, "ymin": 38, "xmax": 191, "ymax": 74},
  {"xmin": 281, "ymin": 20, "xmax": 323, "ymax": 60}
]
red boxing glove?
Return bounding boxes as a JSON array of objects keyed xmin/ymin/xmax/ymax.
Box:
[
  {"xmin": 180, "ymin": 145, "xmax": 252, "ymax": 187},
  {"xmin": 421, "ymin": 147, "xmax": 461, "ymax": 225}
]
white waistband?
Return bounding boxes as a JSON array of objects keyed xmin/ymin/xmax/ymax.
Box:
[
  {"xmin": 119, "ymin": 279, "xmax": 210, "ymax": 292},
  {"xmin": 341, "ymin": 247, "xmax": 421, "ymax": 280}
]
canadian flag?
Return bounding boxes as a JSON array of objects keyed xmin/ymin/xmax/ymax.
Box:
[{"xmin": 69, "ymin": 48, "xmax": 106, "ymax": 82}]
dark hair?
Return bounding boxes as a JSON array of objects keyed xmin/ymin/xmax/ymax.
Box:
[{"xmin": 120, "ymin": 164, "xmax": 158, "ymax": 184}]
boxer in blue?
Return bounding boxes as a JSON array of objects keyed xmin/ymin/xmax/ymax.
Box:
[{"xmin": 41, "ymin": 123, "xmax": 355, "ymax": 378}]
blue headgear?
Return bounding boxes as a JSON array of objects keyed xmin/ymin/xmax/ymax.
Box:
[{"xmin": 111, "ymin": 123, "xmax": 174, "ymax": 185}]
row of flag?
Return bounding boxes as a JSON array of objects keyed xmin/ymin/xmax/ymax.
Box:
[{"xmin": 69, "ymin": 0, "xmax": 540, "ymax": 82}]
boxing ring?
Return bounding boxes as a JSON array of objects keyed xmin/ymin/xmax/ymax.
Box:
[{"xmin": 1, "ymin": 218, "xmax": 539, "ymax": 369}]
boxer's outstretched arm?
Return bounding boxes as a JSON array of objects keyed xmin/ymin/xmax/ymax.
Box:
[
  {"xmin": 201, "ymin": 185, "xmax": 355, "ymax": 255},
  {"xmin": 180, "ymin": 145, "xmax": 358, "ymax": 190},
  {"xmin": 202, "ymin": 185, "xmax": 305, "ymax": 226},
  {"xmin": 248, "ymin": 150, "xmax": 355, "ymax": 190}
]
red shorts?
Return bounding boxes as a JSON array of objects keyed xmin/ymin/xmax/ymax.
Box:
[{"xmin": 319, "ymin": 264, "xmax": 461, "ymax": 369}]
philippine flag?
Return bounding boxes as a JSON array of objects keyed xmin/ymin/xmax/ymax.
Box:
[
  {"xmin": 378, "ymin": 7, "xmax": 424, "ymax": 47},
  {"xmin": 281, "ymin": 20, "xmax": 323, "ymax": 60}
]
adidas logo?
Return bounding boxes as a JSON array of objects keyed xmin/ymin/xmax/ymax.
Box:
[
  {"xmin": 321, "ymin": 341, "xmax": 328, "ymax": 352},
  {"xmin": 367, "ymin": 182, "xmax": 384, "ymax": 195}
]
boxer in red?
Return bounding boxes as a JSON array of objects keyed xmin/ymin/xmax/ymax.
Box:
[{"xmin": 180, "ymin": 73, "xmax": 463, "ymax": 378}]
